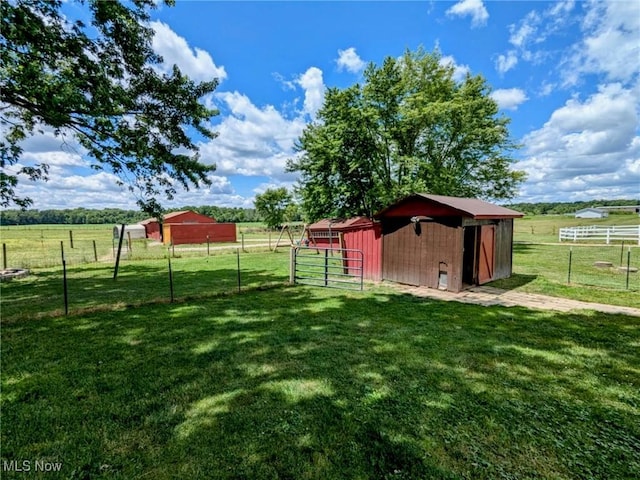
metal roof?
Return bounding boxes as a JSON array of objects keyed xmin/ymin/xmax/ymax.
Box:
[
  {"xmin": 375, "ymin": 194, "xmax": 524, "ymax": 219},
  {"xmin": 139, "ymin": 210, "xmax": 215, "ymax": 224},
  {"xmin": 308, "ymin": 216, "xmax": 376, "ymax": 230}
]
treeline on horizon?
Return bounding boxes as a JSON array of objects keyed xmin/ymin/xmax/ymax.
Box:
[
  {"xmin": 506, "ymin": 199, "xmax": 639, "ymax": 216},
  {"xmin": 1, "ymin": 199, "xmax": 638, "ymax": 226},
  {"xmin": 0, "ymin": 206, "xmax": 261, "ymax": 226}
]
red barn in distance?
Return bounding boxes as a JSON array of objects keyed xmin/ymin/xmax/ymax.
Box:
[
  {"xmin": 139, "ymin": 217, "xmax": 162, "ymax": 241},
  {"xmin": 139, "ymin": 210, "xmax": 237, "ymax": 245}
]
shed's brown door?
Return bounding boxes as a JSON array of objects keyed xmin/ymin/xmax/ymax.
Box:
[{"xmin": 478, "ymin": 225, "xmax": 495, "ymax": 284}]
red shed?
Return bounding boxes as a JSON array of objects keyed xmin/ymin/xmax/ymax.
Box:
[
  {"xmin": 375, "ymin": 194, "xmax": 523, "ymax": 292},
  {"xmin": 139, "ymin": 218, "xmax": 162, "ymax": 241},
  {"xmin": 140, "ymin": 210, "xmax": 236, "ymax": 245},
  {"xmin": 307, "ymin": 217, "xmax": 382, "ymax": 281}
]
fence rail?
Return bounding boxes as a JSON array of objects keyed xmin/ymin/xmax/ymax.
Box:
[
  {"xmin": 559, "ymin": 225, "xmax": 640, "ymax": 245},
  {"xmin": 291, "ymin": 246, "xmax": 364, "ymax": 291}
]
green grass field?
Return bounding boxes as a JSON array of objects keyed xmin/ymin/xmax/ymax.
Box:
[
  {"xmin": 2, "ymin": 218, "xmax": 640, "ymax": 478},
  {"xmin": 3, "ymin": 215, "xmax": 638, "ymax": 310},
  {"xmin": 0, "ymin": 223, "xmax": 300, "ymax": 268},
  {"xmin": 0, "ymin": 252, "xmax": 291, "ymax": 321},
  {"xmin": 2, "ymin": 285, "xmax": 639, "ymax": 479},
  {"xmin": 513, "ymin": 213, "xmax": 640, "ymax": 244},
  {"xmin": 492, "ymin": 243, "xmax": 640, "ymax": 307}
]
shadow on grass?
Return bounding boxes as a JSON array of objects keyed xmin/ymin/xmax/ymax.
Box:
[
  {"xmin": 0, "ymin": 255, "xmax": 290, "ymax": 321},
  {"xmin": 488, "ymin": 273, "xmax": 538, "ymax": 290},
  {"xmin": 512, "ymin": 242, "xmax": 538, "ymax": 253},
  {"xmin": 2, "ymin": 285, "xmax": 639, "ymax": 479}
]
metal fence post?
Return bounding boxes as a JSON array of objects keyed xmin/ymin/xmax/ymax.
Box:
[
  {"xmin": 93, "ymin": 240, "xmax": 98, "ymax": 262},
  {"xmin": 62, "ymin": 259, "xmax": 69, "ymax": 316},
  {"xmin": 2, "ymin": 243, "xmax": 6, "ymax": 269},
  {"xmin": 237, "ymin": 248, "xmax": 241, "ymax": 292},
  {"xmin": 61, "ymin": 241, "xmax": 68, "ymax": 315},
  {"xmin": 168, "ymin": 253, "xmax": 174, "ymax": 303},
  {"xmin": 289, "ymin": 247, "xmax": 296, "ymax": 284},
  {"xmin": 567, "ymin": 247, "xmax": 573, "ymax": 284},
  {"xmin": 626, "ymin": 248, "xmax": 631, "ymax": 290},
  {"xmin": 113, "ymin": 223, "xmax": 125, "ymax": 280},
  {"xmin": 324, "ymin": 248, "xmax": 329, "ymax": 286}
]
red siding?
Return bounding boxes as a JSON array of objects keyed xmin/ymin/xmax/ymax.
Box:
[
  {"xmin": 143, "ymin": 222, "xmax": 162, "ymax": 241},
  {"xmin": 306, "ymin": 219, "xmax": 382, "ymax": 281},
  {"xmin": 378, "ymin": 199, "xmax": 459, "ymax": 218},
  {"xmin": 164, "ymin": 223, "xmax": 236, "ymax": 245},
  {"xmin": 382, "ymin": 219, "xmax": 463, "ymax": 291},
  {"xmin": 343, "ymin": 224, "xmax": 382, "ymax": 281}
]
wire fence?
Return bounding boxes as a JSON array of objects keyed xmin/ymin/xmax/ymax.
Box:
[
  {"xmin": 0, "ymin": 224, "xmax": 307, "ymax": 319},
  {"xmin": 1, "ymin": 249, "xmax": 292, "ymax": 321},
  {"xmin": 3, "ymin": 226, "xmax": 638, "ymax": 321},
  {"xmin": 566, "ymin": 244, "xmax": 639, "ymax": 290},
  {"xmin": 511, "ymin": 243, "xmax": 639, "ymax": 291},
  {"xmin": 0, "ymin": 225, "xmax": 304, "ymax": 270}
]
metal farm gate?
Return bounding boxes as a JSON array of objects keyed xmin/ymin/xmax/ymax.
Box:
[{"xmin": 291, "ymin": 246, "xmax": 364, "ymax": 291}]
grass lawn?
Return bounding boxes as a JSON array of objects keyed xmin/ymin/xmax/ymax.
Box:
[
  {"xmin": 490, "ymin": 244, "xmax": 640, "ymax": 308},
  {"xmin": 0, "ymin": 223, "xmax": 295, "ymax": 268},
  {"xmin": 513, "ymin": 214, "xmax": 640, "ymax": 244},
  {"xmin": 0, "ymin": 251, "xmax": 291, "ymax": 321},
  {"xmin": 2, "ymin": 285, "xmax": 639, "ymax": 479}
]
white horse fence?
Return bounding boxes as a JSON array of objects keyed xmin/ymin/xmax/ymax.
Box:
[{"xmin": 559, "ymin": 225, "xmax": 640, "ymax": 245}]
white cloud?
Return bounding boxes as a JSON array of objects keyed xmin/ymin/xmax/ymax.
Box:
[
  {"xmin": 495, "ymin": 51, "xmax": 518, "ymax": 74},
  {"xmin": 563, "ymin": 0, "xmax": 640, "ymax": 86},
  {"xmin": 253, "ymin": 182, "xmax": 296, "ymax": 196},
  {"xmin": 446, "ymin": 0, "xmax": 489, "ymax": 28},
  {"xmin": 272, "ymin": 72, "xmax": 297, "ymax": 91},
  {"xmin": 194, "ymin": 67, "xmax": 324, "ymax": 191},
  {"xmin": 336, "ymin": 47, "xmax": 366, "ymax": 73},
  {"xmin": 498, "ymin": 1, "xmax": 577, "ymax": 77},
  {"xmin": 491, "ymin": 88, "xmax": 529, "ymax": 110},
  {"xmin": 296, "ymin": 67, "xmax": 325, "ymax": 118},
  {"xmin": 160, "ymin": 174, "xmax": 249, "ymax": 208},
  {"xmin": 538, "ymin": 82, "xmax": 555, "ymax": 97},
  {"xmin": 14, "ymin": 171, "xmax": 133, "ymax": 210},
  {"xmin": 150, "ymin": 21, "xmax": 227, "ymax": 83},
  {"xmin": 509, "ymin": 11, "xmax": 539, "ymax": 48},
  {"xmin": 21, "ymin": 151, "xmax": 87, "ymax": 171},
  {"xmin": 197, "ymin": 91, "xmax": 306, "ymax": 181},
  {"xmin": 439, "ymin": 55, "xmax": 470, "ymax": 82},
  {"xmin": 516, "ymin": 83, "xmax": 640, "ymax": 201},
  {"xmin": 13, "ymin": 62, "xmax": 325, "ymax": 211}
]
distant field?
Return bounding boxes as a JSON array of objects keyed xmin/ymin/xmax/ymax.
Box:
[
  {"xmin": 513, "ymin": 213, "xmax": 640, "ymax": 243},
  {"xmin": 0, "ymin": 223, "xmax": 298, "ymax": 268}
]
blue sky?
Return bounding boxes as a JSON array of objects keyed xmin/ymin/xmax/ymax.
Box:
[{"xmin": 11, "ymin": 0, "xmax": 640, "ymax": 210}]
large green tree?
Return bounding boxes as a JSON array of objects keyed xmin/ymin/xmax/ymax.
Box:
[
  {"xmin": 1, "ymin": 0, "xmax": 218, "ymax": 216},
  {"xmin": 288, "ymin": 48, "xmax": 525, "ymax": 221},
  {"xmin": 254, "ymin": 187, "xmax": 292, "ymax": 229}
]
